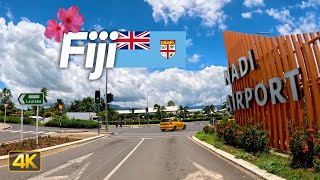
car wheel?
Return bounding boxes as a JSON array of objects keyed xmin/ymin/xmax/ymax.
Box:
[
  {"xmin": 173, "ymin": 126, "xmax": 177, "ymax": 131},
  {"xmin": 183, "ymin": 125, "xmax": 186, "ymax": 130},
  {"xmin": 161, "ymin": 129, "xmax": 165, "ymax": 132}
]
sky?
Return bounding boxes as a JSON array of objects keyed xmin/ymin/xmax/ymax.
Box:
[{"xmin": 0, "ymin": 0, "xmax": 319, "ymax": 108}]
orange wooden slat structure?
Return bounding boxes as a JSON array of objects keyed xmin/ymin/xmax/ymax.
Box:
[{"xmin": 223, "ymin": 31, "xmax": 320, "ymax": 150}]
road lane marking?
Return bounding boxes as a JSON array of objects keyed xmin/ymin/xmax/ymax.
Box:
[
  {"xmin": 104, "ymin": 138, "xmax": 145, "ymax": 180},
  {"xmin": 0, "ymin": 136, "xmax": 108, "ymax": 169},
  {"xmin": 28, "ymin": 153, "xmax": 93, "ymax": 180},
  {"xmin": 183, "ymin": 162, "xmax": 223, "ymax": 180},
  {"xmin": 23, "ymin": 131, "xmax": 34, "ymax": 134}
]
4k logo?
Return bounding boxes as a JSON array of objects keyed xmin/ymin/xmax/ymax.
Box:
[{"xmin": 9, "ymin": 151, "xmax": 41, "ymax": 172}]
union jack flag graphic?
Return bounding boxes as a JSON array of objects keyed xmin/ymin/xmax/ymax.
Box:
[{"xmin": 113, "ymin": 31, "xmax": 150, "ymax": 50}]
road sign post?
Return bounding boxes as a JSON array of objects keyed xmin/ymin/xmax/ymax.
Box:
[
  {"xmin": 18, "ymin": 93, "xmax": 44, "ymax": 147},
  {"xmin": 4, "ymin": 103, "xmax": 8, "ymax": 124},
  {"xmin": 21, "ymin": 105, "xmax": 23, "ymax": 145}
]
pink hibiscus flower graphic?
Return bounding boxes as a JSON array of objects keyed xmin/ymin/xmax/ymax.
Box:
[
  {"xmin": 58, "ymin": 6, "xmax": 84, "ymax": 33},
  {"xmin": 44, "ymin": 20, "xmax": 65, "ymax": 42}
]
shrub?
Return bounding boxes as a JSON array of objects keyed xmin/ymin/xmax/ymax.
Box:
[
  {"xmin": 216, "ymin": 120, "xmax": 269, "ymax": 154},
  {"xmin": 44, "ymin": 112, "xmax": 53, "ymax": 118},
  {"xmin": 45, "ymin": 116, "xmax": 99, "ymax": 129},
  {"xmin": 203, "ymin": 125, "xmax": 215, "ymax": 134},
  {"xmin": 289, "ymin": 124, "xmax": 316, "ymax": 169}
]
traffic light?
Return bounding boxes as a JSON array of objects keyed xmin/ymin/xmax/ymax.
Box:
[
  {"xmin": 95, "ymin": 90, "xmax": 100, "ymax": 104},
  {"xmin": 107, "ymin": 93, "xmax": 113, "ymax": 103}
]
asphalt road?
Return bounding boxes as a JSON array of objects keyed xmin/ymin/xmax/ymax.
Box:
[
  {"xmin": 0, "ymin": 121, "xmax": 258, "ymax": 180},
  {"xmin": 0, "ymin": 123, "xmax": 89, "ymax": 143}
]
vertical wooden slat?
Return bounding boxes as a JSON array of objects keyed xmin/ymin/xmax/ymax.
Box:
[{"xmin": 223, "ymin": 31, "xmax": 320, "ymax": 150}]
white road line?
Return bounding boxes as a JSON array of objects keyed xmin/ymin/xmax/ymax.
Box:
[
  {"xmin": 0, "ymin": 136, "xmax": 109, "ymax": 169},
  {"xmin": 104, "ymin": 138, "xmax": 144, "ymax": 180},
  {"xmin": 29, "ymin": 153, "xmax": 93, "ymax": 180},
  {"xmin": 8, "ymin": 130, "xmax": 21, "ymax": 133},
  {"xmin": 23, "ymin": 131, "xmax": 34, "ymax": 134}
]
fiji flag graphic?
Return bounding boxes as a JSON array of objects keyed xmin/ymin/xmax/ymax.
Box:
[{"xmin": 113, "ymin": 31, "xmax": 186, "ymax": 68}]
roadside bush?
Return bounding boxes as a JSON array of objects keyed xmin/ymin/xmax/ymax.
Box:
[
  {"xmin": 45, "ymin": 116, "xmax": 99, "ymax": 129},
  {"xmin": 216, "ymin": 120, "xmax": 269, "ymax": 154},
  {"xmin": 0, "ymin": 116, "xmax": 34, "ymax": 125},
  {"xmin": 241, "ymin": 125, "xmax": 270, "ymax": 154},
  {"xmin": 44, "ymin": 112, "xmax": 53, "ymax": 118},
  {"xmin": 289, "ymin": 124, "xmax": 316, "ymax": 169},
  {"xmin": 203, "ymin": 125, "xmax": 215, "ymax": 134}
]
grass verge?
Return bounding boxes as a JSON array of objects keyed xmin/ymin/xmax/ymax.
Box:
[{"xmin": 195, "ymin": 131, "xmax": 320, "ymax": 180}]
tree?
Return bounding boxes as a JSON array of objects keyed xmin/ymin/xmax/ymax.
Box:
[
  {"xmin": 153, "ymin": 104, "xmax": 166, "ymax": 120},
  {"xmin": 54, "ymin": 98, "xmax": 64, "ymax": 110},
  {"xmin": 178, "ymin": 105, "xmax": 189, "ymax": 119},
  {"xmin": 0, "ymin": 88, "xmax": 12, "ymax": 104},
  {"xmin": 203, "ymin": 104, "xmax": 216, "ymax": 115},
  {"xmin": 40, "ymin": 87, "xmax": 48, "ymax": 103},
  {"xmin": 167, "ymin": 100, "xmax": 175, "ymax": 106},
  {"xmin": 67, "ymin": 97, "xmax": 95, "ymax": 112},
  {"xmin": 222, "ymin": 102, "xmax": 227, "ymax": 109},
  {"xmin": 0, "ymin": 88, "xmax": 15, "ymax": 115}
]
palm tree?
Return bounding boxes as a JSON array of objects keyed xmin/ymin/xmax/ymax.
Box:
[
  {"xmin": 0, "ymin": 88, "xmax": 12, "ymax": 104},
  {"xmin": 178, "ymin": 105, "xmax": 189, "ymax": 119},
  {"xmin": 40, "ymin": 87, "xmax": 48, "ymax": 103},
  {"xmin": 153, "ymin": 104, "xmax": 166, "ymax": 120},
  {"xmin": 167, "ymin": 100, "xmax": 175, "ymax": 106},
  {"xmin": 203, "ymin": 104, "xmax": 216, "ymax": 116}
]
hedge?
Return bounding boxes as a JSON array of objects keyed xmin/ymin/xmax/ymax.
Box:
[
  {"xmin": 0, "ymin": 116, "xmax": 35, "ymax": 125},
  {"xmin": 45, "ymin": 116, "xmax": 99, "ymax": 129}
]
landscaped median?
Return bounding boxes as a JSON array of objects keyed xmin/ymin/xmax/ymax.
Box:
[
  {"xmin": 0, "ymin": 132, "xmax": 106, "ymax": 164},
  {"xmin": 195, "ymin": 124, "xmax": 320, "ymax": 180}
]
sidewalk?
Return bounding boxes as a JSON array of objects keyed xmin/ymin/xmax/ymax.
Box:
[{"xmin": 0, "ymin": 123, "xmax": 11, "ymax": 130}]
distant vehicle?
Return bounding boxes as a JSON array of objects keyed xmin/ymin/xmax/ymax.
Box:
[
  {"xmin": 160, "ymin": 117, "xmax": 186, "ymax": 132},
  {"xmin": 66, "ymin": 112, "xmax": 96, "ymax": 120},
  {"xmin": 29, "ymin": 116, "xmax": 44, "ymax": 122},
  {"xmin": 228, "ymin": 116, "xmax": 235, "ymax": 123}
]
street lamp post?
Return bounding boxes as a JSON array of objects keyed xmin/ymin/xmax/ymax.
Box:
[{"xmin": 146, "ymin": 90, "xmax": 154, "ymax": 127}]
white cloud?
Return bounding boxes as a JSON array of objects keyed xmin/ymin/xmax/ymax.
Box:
[
  {"xmin": 241, "ymin": 9, "xmax": 262, "ymax": 19},
  {"xmin": 5, "ymin": 8, "xmax": 14, "ymax": 20},
  {"xmin": 298, "ymin": 0, "xmax": 320, "ymax": 9},
  {"xmin": 243, "ymin": 0, "xmax": 265, "ymax": 7},
  {"xmin": 186, "ymin": 38, "xmax": 193, "ymax": 46},
  {"xmin": 144, "ymin": 0, "xmax": 231, "ymax": 29},
  {"xmin": 187, "ymin": 54, "xmax": 201, "ymax": 64},
  {"xmin": 93, "ymin": 24, "xmax": 103, "ymax": 32},
  {"xmin": 0, "ymin": 18, "xmax": 230, "ymax": 108},
  {"xmin": 118, "ymin": 28, "xmax": 126, "ymax": 31},
  {"xmin": 266, "ymin": 8, "xmax": 292, "ymax": 23},
  {"xmin": 241, "ymin": 12, "xmax": 252, "ymax": 19},
  {"xmin": 276, "ymin": 12, "xmax": 320, "ymax": 35},
  {"xmin": 205, "ymin": 30, "xmax": 215, "ymax": 37}
]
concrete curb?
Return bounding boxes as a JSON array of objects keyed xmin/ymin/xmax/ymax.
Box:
[
  {"xmin": 0, "ymin": 124, "xmax": 11, "ymax": 130},
  {"xmin": 192, "ymin": 135, "xmax": 285, "ymax": 180},
  {"xmin": 0, "ymin": 134, "xmax": 105, "ymax": 160}
]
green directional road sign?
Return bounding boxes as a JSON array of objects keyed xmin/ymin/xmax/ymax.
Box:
[{"xmin": 18, "ymin": 93, "xmax": 44, "ymax": 105}]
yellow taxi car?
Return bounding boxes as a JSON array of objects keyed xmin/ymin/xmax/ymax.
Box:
[
  {"xmin": 228, "ymin": 116, "xmax": 235, "ymax": 123},
  {"xmin": 160, "ymin": 117, "xmax": 186, "ymax": 131}
]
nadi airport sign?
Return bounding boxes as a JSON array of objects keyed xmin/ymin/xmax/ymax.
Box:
[{"xmin": 18, "ymin": 93, "xmax": 44, "ymax": 105}]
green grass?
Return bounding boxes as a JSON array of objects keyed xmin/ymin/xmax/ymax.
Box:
[{"xmin": 195, "ymin": 131, "xmax": 320, "ymax": 180}]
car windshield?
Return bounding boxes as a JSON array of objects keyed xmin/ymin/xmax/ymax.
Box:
[{"xmin": 162, "ymin": 119, "xmax": 171, "ymax": 122}]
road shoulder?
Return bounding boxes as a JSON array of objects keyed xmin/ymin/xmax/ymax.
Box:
[{"xmin": 191, "ymin": 135, "xmax": 285, "ymax": 180}]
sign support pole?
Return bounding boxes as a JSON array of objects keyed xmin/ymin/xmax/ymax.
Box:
[
  {"xmin": 21, "ymin": 105, "xmax": 23, "ymax": 145},
  {"xmin": 4, "ymin": 105, "xmax": 6, "ymax": 124},
  {"xmin": 36, "ymin": 106, "xmax": 39, "ymax": 147},
  {"xmin": 105, "ymin": 69, "xmax": 109, "ymax": 132}
]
